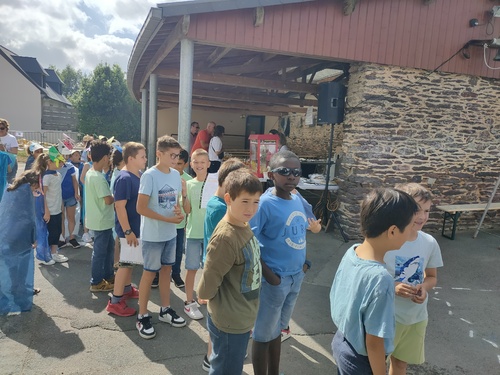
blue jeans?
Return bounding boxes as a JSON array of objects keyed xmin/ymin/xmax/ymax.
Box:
[
  {"xmin": 90, "ymin": 229, "xmax": 114, "ymax": 285},
  {"xmin": 252, "ymin": 270, "xmax": 305, "ymax": 342},
  {"xmin": 207, "ymin": 314, "xmax": 250, "ymax": 375},
  {"xmin": 172, "ymin": 228, "xmax": 185, "ymax": 277}
]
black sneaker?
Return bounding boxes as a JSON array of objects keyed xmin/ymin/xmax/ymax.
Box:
[
  {"xmin": 58, "ymin": 240, "xmax": 67, "ymax": 248},
  {"xmin": 151, "ymin": 272, "xmax": 159, "ymax": 288},
  {"xmin": 159, "ymin": 307, "xmax": 186, "ymax": 327},
  {"xmin": 202, "ymin": 354, "xmax": 210, "ymax": 372},
  {"xmin": 68, "ymin": 238, "xmax": 81, "ymax": 248},
  {"xmin": 172, "ymin": 274, "xmax": 185, "ymax": 288},
  {"xmin": 136, "ymin": 315, "xmax": 156, "ymax": 339}
]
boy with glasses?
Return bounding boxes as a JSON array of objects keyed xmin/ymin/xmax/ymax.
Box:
[{"xmin": 135, "ymin": 136, "xmax": 188, "ymax": 339}]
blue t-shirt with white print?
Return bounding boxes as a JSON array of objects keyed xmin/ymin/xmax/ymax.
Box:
[{"xmin": 250, "ymin": 192, "xmax": 307, "ymax": 276}]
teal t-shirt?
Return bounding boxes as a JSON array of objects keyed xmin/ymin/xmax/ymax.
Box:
[
  {"xmin": 186, "ymin": 179, "xmax": 206, "ymax": 239},
  {"xmin": 84, "ymin": 169, "xmax": 114, "ymax": 231},
  {"xmin": 176, "ymin": 172, "xmax": 193, "ymax": 229}
]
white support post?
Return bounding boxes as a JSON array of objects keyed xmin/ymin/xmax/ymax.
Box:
[
  {"xmin": 473, "ymin": 174, "xmax": 500, "ymax": 238},
  {"xmin": 148, "ymin": 74, "xmax": 158, "ymax": 167},
  {"xmin": 178, "ymin": 38, "xmax": 194, "ymax": 151},
  {"xmin": 141, "ymin": 88, "xmax": 148, "ymax": 147}
]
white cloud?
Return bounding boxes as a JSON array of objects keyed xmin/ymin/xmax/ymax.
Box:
[{"xmin": 0, "ymin": 0, "xmax": 157, "ymax": 72}]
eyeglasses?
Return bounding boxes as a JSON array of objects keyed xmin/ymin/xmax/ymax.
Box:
[
  {"xmin": 0, "ymin": 127, "xmax": 6, "ymax": 131},
  {"xmin": 170, "ymin": 152, "xmax": 181, "ymax": 159},
  {"xmin": 271, "ymin": 167, "xmax": 302, "ymax": 177}
]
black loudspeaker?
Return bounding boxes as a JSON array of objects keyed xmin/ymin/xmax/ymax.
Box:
[{"xmin": 317, "ymin": 82, "xmax": 346, "ymax": 125}]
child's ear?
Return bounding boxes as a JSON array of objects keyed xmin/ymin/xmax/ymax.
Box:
[
  {"xmin": 223, "ymin": 192, "xmax": 231, "ymax": 205},
  {"xmin": 387, "ymin": 225, "xmax": 398, "ymax": 238}
]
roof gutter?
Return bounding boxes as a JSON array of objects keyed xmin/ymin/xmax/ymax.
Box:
[{"xmin": 127, "ymin": 7, "xmax": 164, "ymax": 99}]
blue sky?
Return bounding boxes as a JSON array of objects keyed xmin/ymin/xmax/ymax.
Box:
[{"xmin": 0, "ymin": 0, "xmax": 165, "ymax": 73}]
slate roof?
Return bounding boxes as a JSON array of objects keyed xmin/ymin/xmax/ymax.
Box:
[{"xmin": 0, "ymin": 45, "xmax": 71, "ymax": 106}]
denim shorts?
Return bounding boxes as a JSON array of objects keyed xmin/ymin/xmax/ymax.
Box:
[
  {"xmin": 252, "ymin": 270, "xmax": 305, "ymax": 343},
  {"xmin": 142, "ymin": 238, "xmax": 176, "ymax": 272},
  {"xmin": 63, "ymin": 196, "xmax": 77, "ymax": 207},
  {"xmin": 185, "ymin": 238, "xmax": 203, "ymax": 270}
]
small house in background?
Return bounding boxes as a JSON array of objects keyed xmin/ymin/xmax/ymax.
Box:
[{"xmin": 0, "ymin": 45, "xmax": 77, "ymax": 134}]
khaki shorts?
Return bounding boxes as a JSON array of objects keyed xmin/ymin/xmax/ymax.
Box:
[{"xmin": 390, "ymin": 320, "xmax": 428, "ymax": 365}]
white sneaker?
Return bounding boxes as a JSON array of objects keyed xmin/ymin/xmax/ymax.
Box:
[
  {"xmin": 39, "ymin": 259, "xmax": 56, "ymax": 266},
  {"xmin": 184, "ymin": 301, "xmax": 204, "ymax": 320},
  {"xmin": 82, "ymin": 233, "xmax": 92, "ymax": 243},
  {"xmin": 52, "ymin": 253, "xmax": 68, "ymax": 263}
]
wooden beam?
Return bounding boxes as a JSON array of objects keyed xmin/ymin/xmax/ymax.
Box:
[
  {"xmin": 158, "ymin": 94, "xmax": 307, "ymax": 113},
  {"xmin": 191, "ymin": 105, "xmax": 283, "ymax": 117},
  {"xmin": 195, "ymin": 46, "xmax": 232, "ymax": 70},
  {"xmin": 208, "ymin": 57, "xmax": 317, "ymax": 75},
  {"xmin": 140, "ymin": 15, "xmax": 190, "ymax": 90},
  {"xmin": 344, "ymin": 0, "xmax": 359, "ymax": 15},
  {"xmin": 155, "ymin": 68, "xmax": 318, "ymax": 94},
  {"xmin": 158, "ymin": 84, "xmax": 317, "ymax": 106}
]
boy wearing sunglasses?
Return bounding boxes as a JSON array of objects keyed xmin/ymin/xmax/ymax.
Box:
[{"xmin": 250, "ymin": 150, "xmax": 321, "ymax": 375}]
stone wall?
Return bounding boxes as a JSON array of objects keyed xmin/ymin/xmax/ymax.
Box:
[{"xmin": 336, "ymin": 63, "xmax": 500, "ymax": 238}]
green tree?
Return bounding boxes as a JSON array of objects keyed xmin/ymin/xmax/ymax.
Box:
[
  {"xmin": 50, "ymin": 64, "xmax": 85, "ymax": 99},
  {"xmin": 73, "ymin": 63, "xmax": 141, "ymax": 142}
]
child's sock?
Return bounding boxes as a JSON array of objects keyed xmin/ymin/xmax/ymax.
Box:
[
  {"xmin": 111, "ymin": 294, "xmax": 122, "ymax": 304},
  {"xmin": 123, "ymin": 284, "xmax": 132, "ymax": 293},
  {"xmin": 138, "ymin": 313, "xmax": 149, "ymax": 319},
  {"xmin": 161, "ymin": 306, "xmax": 171, "ymax": 313}
]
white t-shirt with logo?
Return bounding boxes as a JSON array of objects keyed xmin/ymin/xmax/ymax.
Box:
[{"xmin": 384, "ymin": 231, "xmax": 443, "ymax": 325}]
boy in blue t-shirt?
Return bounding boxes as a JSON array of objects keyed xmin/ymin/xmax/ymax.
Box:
[
  {"xmin": 59, "ymin": 150, "xmax": 80, "ymax": 248},
  {"xmin": 250, "ymin": 150, "xmax": 321, "ymax": 374},
  {"xmin": 105, "ymin": 142, "xmax": 147, "ymax": 317},
  {"xmin": 136, "ymin": 136, "xmax": 188, "ymax": 339},
  {"xmin": 330, "ymin": 188, "xmax": 418, "ymax": 374}
]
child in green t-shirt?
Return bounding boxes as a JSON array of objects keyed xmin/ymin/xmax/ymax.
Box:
[{"xmin": 183, "ymin": 148, "xmax": 209, "ymax": 320}]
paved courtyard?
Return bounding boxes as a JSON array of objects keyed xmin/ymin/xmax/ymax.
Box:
[{"xmin": 1, "ymin": 222, "xmax": 499, "ymax": 374}]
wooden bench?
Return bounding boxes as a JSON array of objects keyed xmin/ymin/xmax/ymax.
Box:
[{"xmin": 435, "ymin": 203, "xmax": 500, "ymax": 240}]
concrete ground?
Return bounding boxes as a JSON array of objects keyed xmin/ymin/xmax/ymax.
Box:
[{"xmin": 1, "ymin": 221, "xmax": 499, "ymax": 374}]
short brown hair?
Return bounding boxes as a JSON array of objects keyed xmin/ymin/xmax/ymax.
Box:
[
  {"xmin": 157, "ymin": 135, "xmax": 181, "ymax": 152},
  {"xmin": 394, "ymin": 183, "xmax": 432, "ymax": 203},
  {"xmin": 218, "ymin": 158, "xmax": 246, "ymax": 186},
  {"xmin": 122, "ymin": 142, "xmax": 145, "ymax": 164},
  {"xmin": 225, "ymin": 170, "xmax": 262, "ymax": 200}
]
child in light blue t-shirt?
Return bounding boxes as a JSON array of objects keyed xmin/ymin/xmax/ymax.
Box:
[
  {"xmin": 330, "ymin": 188, "xmax": 418, "ymax": 375},
  {"xmin": 135, "ymin": 136, "xmax": 188, "ymax": 340}
]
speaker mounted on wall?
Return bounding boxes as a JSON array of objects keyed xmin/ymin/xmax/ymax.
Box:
[{"xmin": 317, "ymin": 82, "xmax": 346, "ymax": 125}]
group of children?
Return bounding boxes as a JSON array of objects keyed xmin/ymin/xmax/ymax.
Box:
[{"xmin": 1, "ymin": 129, "xmax": 443, "ymax": 375}]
